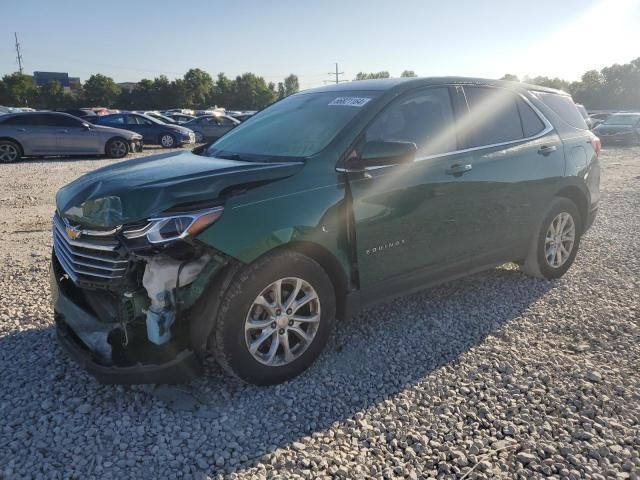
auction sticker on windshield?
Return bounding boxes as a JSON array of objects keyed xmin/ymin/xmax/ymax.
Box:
[{"xmin": 328, "ymin": 97, "xmax": 372, "ymax": 107}]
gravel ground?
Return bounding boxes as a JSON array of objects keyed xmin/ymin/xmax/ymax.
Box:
[{"xmin": 0, "ymin": 146, "xmax": 639, "ymax": 480}]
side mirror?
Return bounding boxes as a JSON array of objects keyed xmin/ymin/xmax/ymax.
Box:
[{"xmin": 345, "ymin": 140, "xmax": 417, "ymax": 171}]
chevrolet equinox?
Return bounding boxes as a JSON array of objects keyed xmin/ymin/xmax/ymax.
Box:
[{"xmin": 51, "ymin": 78, "xmax": 600, "ymax": 385}]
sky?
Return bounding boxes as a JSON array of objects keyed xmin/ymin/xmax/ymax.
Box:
[{"xmin": 2, "ymin": 0, "xmax": 640, "ymax": 90}]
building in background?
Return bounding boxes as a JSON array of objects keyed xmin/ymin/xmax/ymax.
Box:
[{"xmin": 33, "ymin": 71, "xmax": 81, "ymax": 92}]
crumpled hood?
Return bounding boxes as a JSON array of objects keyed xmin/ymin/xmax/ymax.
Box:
[{"xmin": 56, "ymin": 151, "xmax": 303, "ymax": 228}]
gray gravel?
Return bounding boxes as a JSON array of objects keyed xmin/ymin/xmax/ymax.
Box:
[{"xmin": 1, "ymin": 146, "xmax": 639, "ymax": 479}]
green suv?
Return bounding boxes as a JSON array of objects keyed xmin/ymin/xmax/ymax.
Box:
[{"xmin": 51, "ymin": 77, "xmax": 600, "ymax": 385}]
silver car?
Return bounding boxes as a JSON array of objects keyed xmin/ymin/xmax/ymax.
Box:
[
  {"xmin": 182, "ymin": 114, "xmax": 240, "ymax": 143},
  {"xmin": 0, "ymin": 112, "xmax": 143, "ymax": 163}
]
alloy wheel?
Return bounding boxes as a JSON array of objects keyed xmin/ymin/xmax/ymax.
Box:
[
  {"xmin": 161, "ymin": 134, "xmax": 175, "ymax": 147},
  {"xmin": 0, "ymin": 144, "xmax": 19, "ymax": 163},
  {"xmin": 544, "ymin": 212, "xmax": 576, "ymax": 268},
  {"xmin": 109, "ymin": 140, "xmax": 127, "ymax": 157},
  {"xmin": 244, "ymin": 277, "xmax": 321, "ymax": 366}
]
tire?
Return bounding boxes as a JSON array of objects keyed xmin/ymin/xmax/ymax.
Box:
[
  {"xmin": 521, "ymin": 197, "xmax": 582, "ymax": 280},
  {"xmin": 105, "ymin": 137, "xmax": 129, "ymax": 159},
  {"xmin": 193, "ymin": 131, "xmax": 204, "ymax": 143},
  {"xmin": 0, "ymin": 140, "xmax": 22, "ymax": 163},
  {"xmin": 160, "ymin": 133, "xmax": 176, "ymax": 148},
  {"xmin": 213, "ymin": 250, "xmax": 336, "ymax": 385}
]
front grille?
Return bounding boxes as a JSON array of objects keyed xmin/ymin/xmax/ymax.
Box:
[{"xmin": 52, "ymin": 213, "xmax": 129, "ymax": 287}]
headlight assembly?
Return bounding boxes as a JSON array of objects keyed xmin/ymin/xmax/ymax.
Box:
[{"xmin": 123, "ymin": 207, "xmax": 223, "ymax": 244}]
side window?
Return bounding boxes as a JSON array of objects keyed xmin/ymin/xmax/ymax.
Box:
[
  {"xmin": 124, "ymin": 115, "xmax": 139, "ymax": 125},
  {"xmin": 365, "ymin": 87, "xmax": 457, "ymax": 157},
  {"xmin": 103, "ymin": 115, "xmax": 124, "ymax": 125},
  {"xmin": 52, "ymin": 114, "xmax": 84, "ymax": 128},
  {"xmin": 2, "ymin": 115, "xmax": 31, "ymax": 126},
  {"xmin": 517, "ymin": 98, "xmax": 545, "ymax": 137},
  {"xmin": 219, "ymin": 117, "xmax": 235, "ymax": 126},
  {"xmin": 136, "ymin": 116, "xmax": 154, "ymax": 125},
  {"xmin": 463, "ymin": 86, "xmax": 523, "ymax": 147},
  {"xmin": 532, "ymin": 92, "xmax": 587, "ymax": 129}
]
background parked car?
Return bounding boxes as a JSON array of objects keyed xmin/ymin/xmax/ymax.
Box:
[
  {"xmin": 592, "ymin": 112, "xmax": 640, "ymax": 146},
  {"xmin": 55, "ymin": 108, "xmax": 98, "ymax": 120},
  {"xmin": 0, "ymin": 112, "xmax": 142, "ymax": 163},
  {"xmin": 134, "ymin": 111, "xmax": 178, "ymax": 124},
  {"xmin": 589, "ymin": 112, "xmax": 612, "ymax": 128},
  {"xmin": 575, "ymin": 103, "xmax": 593, "ymax": 129},
  {"xmin": 164, "ymin": 108, "xmax": 195, "ymax": 116},
  {"xmin": 91, "ymin": 112, "xmax": 195, "ymax": 148},
  {"xmin": 228, "ymin": 110, "xmax": 257, "ymax": 122},
  {"xmin": 164, "ymin": 113, "xmax": 196, "ymax": 124},
  {"xmin": 182, "ymin": 114, "xmax": 239, "ymax": 142}
]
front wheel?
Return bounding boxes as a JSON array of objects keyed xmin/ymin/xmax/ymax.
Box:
[
  {"xmin": 160, "ymin": 133, "xmax": 176, "ymax": 148},
  {"xmin": 213, "ymin": 251, "xmax": 336, "ymax": 385},
  {"xmin": 106, "ymin": 138, "xmax": 129, "ymax": 159},
  {"xmin": 0, "ymin": 140, "xmax": 22, "ymax": 163},
  {"xmin": 521, "ymin": 197, "xmax": 582, "ymax": 279}
]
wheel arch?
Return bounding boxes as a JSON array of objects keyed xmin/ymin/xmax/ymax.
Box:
[
  {"xmin": 555, "ymin": 185, "xmax": 589, "ymax": 230},
  {"xmin": 104, "ymin": 135, "xmax": 128, "ymax": 154},
  {"xmin": 272, "ymin": 240, "xmax": 351, "ymax": 321},
  {"xmin": 0, "ymin": 137, "xmax": 24, "ymax": 155}
]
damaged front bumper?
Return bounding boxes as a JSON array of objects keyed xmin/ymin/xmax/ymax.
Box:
[{"xmin": 51, "ymin": 265, "xmax": 203, "ymax": 384}]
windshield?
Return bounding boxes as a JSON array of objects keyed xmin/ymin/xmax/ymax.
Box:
[
  {"xmin": 206, "ymin": 91, "xmax": 379, "ymax": 158},
  {"xmin": 603, "ymin": 114, "xmax": 640, "ymax": 126}
]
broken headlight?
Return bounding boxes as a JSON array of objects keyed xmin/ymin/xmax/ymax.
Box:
[{"xmin": 123, "ymin": 207, "xmax": 223, "ymax": 244}]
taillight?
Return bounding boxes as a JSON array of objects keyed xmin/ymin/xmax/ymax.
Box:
[{"xmin": 591, "ymin": 136, "xmax": 601, "ymax": 156}]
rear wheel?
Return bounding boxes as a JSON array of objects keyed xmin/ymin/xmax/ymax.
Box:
[
  {"xmin": 0, "ymin": 140, "xmax": 21, "ymax": 163},
  {"xmin": 521, "ymin": 197, "xmax": 582, "ymax": 279},
  {"xmin": 213, "ymin": 251, "xmax": 336, "ymax": 385},
  {"xmin": 106, "ymin": 138, "xmax": 129, "ymax": 159},
  {"xmin": 160, "ymin": 133, "xmax": 176, "ymax": 148}
]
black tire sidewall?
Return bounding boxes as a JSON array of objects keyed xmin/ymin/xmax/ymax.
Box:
[
  {"xmin": 536, "ymin": 198, "xmax": 582, "ymax": 279},
  {"xmin": 214, "ymin": 251, "xmax": 336, "ymax": 385},
  {"xmin": 0, "ymin": 141, "xmax": 21, "ymax": 163},
  {"xmin": 106, "ymin": 138, "xmax": 129, "ymax": 158}
]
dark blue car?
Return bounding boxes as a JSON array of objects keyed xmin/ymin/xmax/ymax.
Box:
[{"xmin": 92, "ymin": 113, "xmax": 195, "ymax": 148}]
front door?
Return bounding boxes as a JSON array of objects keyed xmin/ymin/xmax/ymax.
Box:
[
  {"xmin": 346, "ymin": 86, "xmax": 473, "ymax": 302},
  {"xmin": 44, "ymin": 114, "xmax": 101, "ymax": 154}
]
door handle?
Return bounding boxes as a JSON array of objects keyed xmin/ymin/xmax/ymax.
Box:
[
  {"xmin": 445, "ymin": 163, "xmax": 473, "ymax": 176},
  {"xmin": 537, "ymin": 145, "xmax": 557, "ymax": 156}
]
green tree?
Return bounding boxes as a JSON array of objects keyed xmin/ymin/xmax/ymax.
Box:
[
  {"xmin": 400, "ymin": 70, "xmax": 418, "ymax": 78},
  {"xmin": 277, "ymin": 82, "xmax": 286, "ymax": 99},
  {"xmin": 183, "ymin": 68, "xmax": 214, "ymax": 108},
  {"xmin": 0, "ymin": 72, "xmax": 38, "ymax": 106},
  {"xmin": 354, "ymin": 71, "xmax": 390, "ymax": 80},
  {"xmin": 233, "ymin": 73, "xmax": 276, "ymax": 109},
  {"xmin": 283, "ymin": 74, "xmax": 299, "ymax": 96},
  {"xmin": 500, "ymin": 73, "xmax": 519, "ymax": 81},
  {"xmin": 38, "ymin": 80, "xmax": 66, "ymax": 108},
  {"xmin": 212, "ymin": 73, "xmax": 235, "ymax": 107},
  {"xmin": 524, "ymin": 76, "xmax": 571, "ymax": 92},
  {"xmin": 82, "ymin": 74, "xmax": 120, "ymax": 107}
]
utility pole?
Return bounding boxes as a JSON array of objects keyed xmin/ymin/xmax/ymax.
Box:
[
  {"xmin": 327, "ymin": 63, "xmax": 346, "ymax": 84},
  {"xmin": 14, "ymin": 32, "xmax": 24, "ymax": 74}
]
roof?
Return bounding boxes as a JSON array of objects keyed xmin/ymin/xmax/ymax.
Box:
[{"xmin": 303, "ymin": 76, "xmax": 568, "ymax": 96}]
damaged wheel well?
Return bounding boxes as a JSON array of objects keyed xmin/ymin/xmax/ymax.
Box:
[{"xmin": 275, "ymin": 241, "xmax": 350, "ymax": 320}]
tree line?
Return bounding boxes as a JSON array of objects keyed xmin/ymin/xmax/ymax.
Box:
[
  {"xmin": 0, "ymin": 69, "xmax": 300, "ymax": 111},
  {"xmin": 1, "ymin": 57, "xmax": 639, "ymax": 111},
  {"xmin": 501, "ymin": 56, "xmax": 640, "ymax": 110}
]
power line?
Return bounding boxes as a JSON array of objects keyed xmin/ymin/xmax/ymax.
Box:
[
  {"xmin": 326, "ymin": 63, "xmax": 347, "ymax": 84},
  {"xmin": 14, "ymin": 32, "xmax": 23, "ymax": 74}
]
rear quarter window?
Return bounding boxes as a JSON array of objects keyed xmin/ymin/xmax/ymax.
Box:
[{"xmin": 532, "ymin": 92, "xmax": 588, "ymax": 130}]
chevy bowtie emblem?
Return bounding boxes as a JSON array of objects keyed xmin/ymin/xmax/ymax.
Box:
[{"xmin": 65, "ymin": 225, "xmax": 82, "ymax": 240}]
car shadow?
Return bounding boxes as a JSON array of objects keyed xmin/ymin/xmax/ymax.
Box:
[{"xmin": 0, "ymin": 265, "xmax": 554, "ymax": 477}]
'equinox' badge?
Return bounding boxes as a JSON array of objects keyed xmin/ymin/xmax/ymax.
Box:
[
  {"xmin": 65, "ymin": 225, "xmax": 82, "ymax": 240},
  {"xmin": 366, "ymin": 239, "xmax": 406, "ymax": 256}
]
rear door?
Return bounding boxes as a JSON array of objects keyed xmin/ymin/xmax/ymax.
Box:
[
  {"xmin": 4, "ymin": 114, "xmax": 58, "ymax": 154},
  {"xmin": 457, "ymin": 85, "xmax": 564, "ymax": 267},
  {"xmin": 127, "ymin": 114, "xmax": 156, "ymax": 143},
  {"xmin": 42, "ymin": 113, "xmax": 101, "ymax": 154},
  {"xmin": 346, "ymin": 86, "xmax": 474, "ymax": 301}
]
